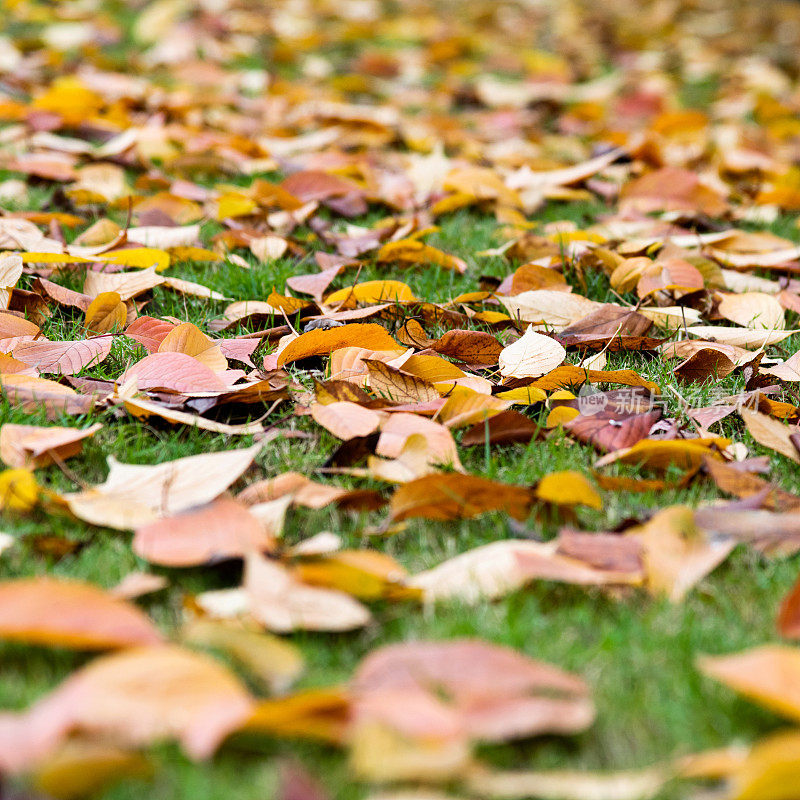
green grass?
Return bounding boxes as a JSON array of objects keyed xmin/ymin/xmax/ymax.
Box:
[{"xmin": 3, "ymin": 195, "xmax": 800, "ymax": 800}]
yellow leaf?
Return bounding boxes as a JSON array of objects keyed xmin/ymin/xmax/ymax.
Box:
[
  {"xmin": 33, "ymin": 740, "xmax": 152, "ymax": 800},
  {"xmin": 0, "ymin": 468, "xmax": 38, "ymax": 512},
  {"xmin": 216, "ymin": 193, "xmax": 258, "ymax": 220},
  {"xmin": 495, "ymin": 386, "xmax": 548, "ymax": 404},
  {"xmin": 158, "ymin": 322, "xmax": 227, "ymax": 372},
  {"xmin": 536, "ymin": 471, "xmax": 602, "ymax": 509},
  {"xmin": 99, "ymin": 247, "xmax": 170, "ymax": 272},
  {"xmin": 325, "ymin": 280, "xmax": 418, "ymax": 306},
  {"xmin": 84, "ymin": 291, "xmax": 127, "ymax": 334},
  {"xmin": 732, "ymin": 730, "xmax": 800, "ymax": 800}
]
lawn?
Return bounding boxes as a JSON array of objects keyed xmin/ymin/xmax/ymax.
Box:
[{"xmin": 3, "ymin": 1, "xmax": 800, "ymax": 799}]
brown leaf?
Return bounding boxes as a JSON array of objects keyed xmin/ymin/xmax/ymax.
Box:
[
  {"xmin": 778, "ymin": 575, "xmax": 800, "ymax": 639},
  {"xmin": 565, "ymin": 410, "xmax": 660, "ymax": 453},
  {"xmin": 674, "ymin": 348, "xmax": 736, "ymax": 384},
  {"xmin": 0, "ymin": 577, "xmax": 162, "ymax": 650},
  {"xmin": 461, "ymin": 409, "xmax": 540, "ymax": 446},
  {"xmin": 390, "ymin": 473, "xmax": 533, "ymax": 521},
  {"xmin": 703, "ymin": 457, "xmax": 800, "ymax": 512},
  {"xmin": 429, "ymin": 329, "xmax": 504, "ymax": 366},
  {"xmin": 364, "ymin": 359, "xmax": 440, "ymax": 403}
]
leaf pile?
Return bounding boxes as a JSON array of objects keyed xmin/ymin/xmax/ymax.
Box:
[{"xmin": 5, "ymin": 0, "xmax": 800, "ymax": 797}]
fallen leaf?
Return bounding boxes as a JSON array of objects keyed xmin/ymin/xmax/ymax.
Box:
[
  {"xmin": 390, "ymin": 474, "xmax": 533, "ymax": 521},
  {"xmin": 498, "ymin": 327, "xmax": 567, "ymax": 379},
  {"xmin": 84, "ymin": 292, "xmax": 127, "ymax": 334},
  {"xmin": 133, "ymin": 496, "xmax": 276, "ymax": 567},
  {"xmin": 13, "ymin": 336, "xmax": 113, "ymax": 376},
  {"xmin": 278, "ymin": 324, "xmax": 399, "ymax": 367},
  {"xmin": 182, "ymin": 618, "xmax": 304, "ymax": 694},
  {"xmin": 740, "ymin": 407, "xmax": 800, "ymax": 463},
  {"xmin": 64, "ymin": 444, "xmax": 262, "ymax": 530},
  {"xmin": 0, "ymin": 577, "xmax": 162, "ymax": 649},
  {"xmin": 0, "ymin": 423, "xmax": 100, "ymax": 469},
  {"xmin": 699, "ymin": 645, "xmax": 800, "ymax": 723},
  {"xmin": 0, "ymin": 645, "xmax": 254, "ymax": 772}
]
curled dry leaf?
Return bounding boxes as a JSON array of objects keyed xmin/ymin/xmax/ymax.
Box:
[
  {"xmin": 237, "ymin": 471, "xmax": 348, "ymax": 509},
  {"xmin": 0, "ymin": 422, "xmax": 101, "ymax": 469},
  {"xmin": 498, "ymin": 327, "xmax": 566, "ymax": 379},
  {"xmin": 377, "ymin": 412, "xmax": 463, "ymax": 470},
  {"xmin": 409, "ymin": 539, "xmax": 641, "ymax": 604},
  {"xmin": 64, "ymin": 443, "xmax": 262, "ymax": 530},
  {"xmin": 158, "ymin": 322, "xmax": 227, "ymax": 372},
  {"xmin": 133, "ymin": 496, "xmax": 276, "ymax": 567},
  {"xmin": 196, "ymin": 553, "xmax": 371, "ymax": 633},
  {"xmin": 0, "ymin": 577, "xmax": 162, "ymax": 650},
  {"xmin": 84, "ymin": 291, "xmax": 127, "ymax": 335},
  {"xmin": 83, "ymin": 266, "xmax": 163, "ymax": 300},
  {"xmin": 595, "ymin": 438, "xmax": 728, "ymax": 471},
  {"xmin": 0, "ymin": 374, "xmax": 96, "ymax": 416},
  {"xmin": 0, "ymin": 645, "xmax": 254, "ymax": 773},
  {"xmin": 121, "ymin": 397, "xmax": 266, "ymax": 436}
]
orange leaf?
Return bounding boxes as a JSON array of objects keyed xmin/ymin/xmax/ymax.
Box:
[
  {"xmin": 0, "ymin": 578, "xmax": 162, "ymax": 650},
  {"xmin": 277, "ymin": 323, "xmax": 400, "ymax": 367}
]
